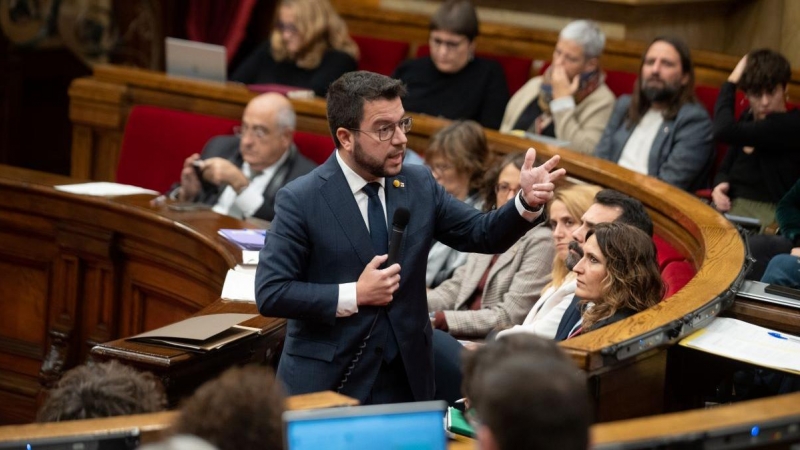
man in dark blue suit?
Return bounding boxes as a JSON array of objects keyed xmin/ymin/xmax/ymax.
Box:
[
  {"xmin": 255, "ymin": 71, "xmax": 565, "ymax": 404},
  {"xmin": 554, "ymin": 189, "xmax": 653, "ymax": 341}
]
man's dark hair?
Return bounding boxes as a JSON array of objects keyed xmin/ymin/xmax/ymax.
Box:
[
  {"xmin": 430, "ymin": 0, "xmax": 479, "ymax": 41},
  {"xmin": 738, "ymin": 48, "xmax": 791, "ymax": 95},
  {"xmin": 326, "ymin": 71, "xmax": 407, "ymax": 148},
  {"xmin": 462, "ymin": 334, "xmax": 591, "ymax": 450},
  {"xmin": 628, "ymin": 36, "xmax": 697, "ymax": 126},
  {"xmin": 36, "ymin": 361, "xmax": 166, "ymax": 422},
  {"xmin": 174, "ymin": 365, "xmax": 286, "ymax": 450},
  {"xmin": 595, "ymin": 189, "xmax": 654, "ymax": 236}
]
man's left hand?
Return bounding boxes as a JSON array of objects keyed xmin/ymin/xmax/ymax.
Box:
[{"xmin": 519, "ymin": 148, "xmax": 566, "ymax": 209}]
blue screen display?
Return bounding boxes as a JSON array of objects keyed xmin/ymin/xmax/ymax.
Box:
[{"xmin": 286, "ymin": 410, "xmax": 446, "ymax": 450}]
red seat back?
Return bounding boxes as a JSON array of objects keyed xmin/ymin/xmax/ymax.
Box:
[
  {"xmin": 294, "ymin": 131, "xmax": 334, "ymax": 165},
  {"xmin": 352, "ymin": 35, "xmax": 410, "ymax": 76},
  {"xmin": 117, "ymin": 106, "xmax": 239, "ymax": 192},
  {"xmin": 662, "ymin": 260, "xmax": 696, "ymax": 299},
  {"xmin": 415, "ymin": 45, "xmax": 533, "ymax": 95},
  {"xmin": 604, "ymin": 69, "xmax": 638, "ymax": 98}
]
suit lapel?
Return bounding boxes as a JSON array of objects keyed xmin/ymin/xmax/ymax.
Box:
[
  {"xmin": 648, "ymin": 119, "xmax": 673, "ymax": 175},
  {"xmin": 484, "ymin": 241, "xmax": 519, "ymax": 292},
  {"xmin": 455, "ymin": 253, "xmax": 494, "ymax": 310},
  {"xmin": 318, "ymin": 156, "xmax": 374, "ymax": 267}
]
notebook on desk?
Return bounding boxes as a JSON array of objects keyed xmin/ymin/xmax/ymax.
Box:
[
  {"xmin": 165, "ymin": 37, "xmax": 227, "ymax": 83},
  {"xmin": 283, "ymin": 401, "xmax": 447, "ymax": 450}
]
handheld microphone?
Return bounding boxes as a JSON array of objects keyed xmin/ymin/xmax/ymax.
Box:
[{"xmin": 386, "ymin": 207, "xmax": 410, "ymax": 266}]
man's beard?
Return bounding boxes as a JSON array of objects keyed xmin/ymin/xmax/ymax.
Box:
[
  {"xmin": 565, "ymin": 240, "xmax": 583, "ymax": 271},
  {"xmin": 353, "ymin": 138, "xmax": 404, "ymax": 179},
  {"xmin": 642, "ymin": 78, "xmax": 681, "ymax": 103}
]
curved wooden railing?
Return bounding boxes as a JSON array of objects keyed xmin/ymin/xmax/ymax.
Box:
[
  {"xmin": 0, "ymin": 165, "xmax": 285, "ymax": 424},
  {"xmin": 63, "ymin": 64, "xmax": 748, "ymax": 421}
]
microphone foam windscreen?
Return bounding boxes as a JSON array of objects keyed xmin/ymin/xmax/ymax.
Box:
[{"xmin": 392, "ymin": 207, "xmax": 410, "ymax": 227}]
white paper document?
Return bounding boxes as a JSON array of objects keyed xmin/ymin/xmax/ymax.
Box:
[
  {"xmin": 220, "ymin": 265, "xmax": 257, "ymax": 302},
  {"xmin": 55, "ymin": 182, "xmax": 159, "ymax": 196},
  {"xmin": 680, "ymin": 317, "xmax": 800, "ymax": 374}
]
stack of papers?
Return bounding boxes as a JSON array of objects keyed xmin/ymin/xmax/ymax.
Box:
[
  {"xmin": 680, "ymin": 317, "xmax": 800, "ymax": 374},
  {"xmin": 218, "ymin": 229, "xmax": 267, "ymax": 265},
  {"xmin": 127, "ymin": 313, "xmax": 259, "ymax": 352}
]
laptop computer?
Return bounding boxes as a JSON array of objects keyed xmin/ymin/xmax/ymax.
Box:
[
  {"xmin": 0, "ymin": 428, "xmax": 139, "ymax": 450},
  {"xmin": 283, "ymin": 400, "xmax": 448, "ymax": 450},
  {"xmin": 738, "ymin": 280, "xmax": 800, "ymax": 309},
  {"xmin": 165, "ymin": 37, "xmax": 227, "ymax": 83}
]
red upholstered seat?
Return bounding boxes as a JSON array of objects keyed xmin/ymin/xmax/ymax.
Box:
[
  {"xmin": 352, "ymin": 35, "xmax": 410, "ymax": 76},
  {"xmin": 604, "ymin": 69, "xmax": 638, "ymax": 98},
  {"xmin": 653, "ymin": 234, "xmax": 685, "ymax": 271},
  {"xmin": 662, "ymin": 260, "xmax": 696, "ymax": 299},
  {"xmin": 117, "ymin": 106, "xmax": 239, "ymax": 193},
  {"xmin": 415, "ymin": 45, "xmax": 533, "ymax": 95},
  {"xmin": 294, "ymin": 131, "xmax": 334, "ymax": 165}
]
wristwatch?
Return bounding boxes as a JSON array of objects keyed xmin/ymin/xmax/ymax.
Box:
[{"xmin": 518, "ymin": 191, "xmax": 543, "ymax": 213}]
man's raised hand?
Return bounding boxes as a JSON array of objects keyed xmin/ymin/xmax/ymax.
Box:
[{"xmin": 519, "ymin": 147, "xmax": 566, "ymax": 209}]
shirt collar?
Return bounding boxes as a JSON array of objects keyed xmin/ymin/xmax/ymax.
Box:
[{"xmin": 335, "ymin": 150, "xmax": 385, "ymax": 195}]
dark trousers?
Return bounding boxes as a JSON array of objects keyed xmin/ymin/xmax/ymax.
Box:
[
  {"xmin": 432, "ymin": 329, "xmax": 465, "ymax": 407},
  {"xmin": 364, "ymin": 355, "xmax": 414, "ymax": 405}
]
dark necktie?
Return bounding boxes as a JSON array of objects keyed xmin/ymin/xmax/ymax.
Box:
[{"xmin": 363, "ymin": 182, "xmax": 388, "ymax": 255}]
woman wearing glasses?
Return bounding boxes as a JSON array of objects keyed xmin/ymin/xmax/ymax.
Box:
[
  {"xmin": 392, "ymin": 0, "xmax": 509, "ymax": 129},
  {"xmin": 424, "ymin": 120, "xmax": 489, "ymax": 288},
  {"xmin": 427, "ymin": 152, "xmax": 554, "ymax": 338},
  {"xmin": 231, "ymin": 0, "xmax": 358, "ymax": 97}
]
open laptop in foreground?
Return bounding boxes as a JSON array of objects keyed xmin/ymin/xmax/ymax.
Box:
[
  {"xmin": 284, "ymin": 400, "xmax": 447, "ymax": 450},
  {"xmin": 165, "ymin": 37, "xmax": 226, "ymax": 83}
]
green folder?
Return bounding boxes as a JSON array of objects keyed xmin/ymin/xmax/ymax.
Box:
[{"xmin": 446, "ymin": 406, "xmax": 476, "ymax": 438}]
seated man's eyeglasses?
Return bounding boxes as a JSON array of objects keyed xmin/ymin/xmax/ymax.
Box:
[
  {"xmin": 234, "ymin": 125, "xmax": 270, "ymax": 140},
  {"xmin": 347, "ymin": 116, "xmax": 413, "ymax": 142}
]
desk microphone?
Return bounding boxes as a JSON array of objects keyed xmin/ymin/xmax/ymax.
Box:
[{"xmin": 386, "ymin": 207, "xmax": 410, "ymax": 266}]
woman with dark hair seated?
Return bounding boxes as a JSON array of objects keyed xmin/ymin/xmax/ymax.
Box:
[
  {"xmin": 392, "ymin": 0, "xmax": 509, "ymax": 129},
  {"xmin": 567, "ymin": 222, "xmax": 663, "ymax": 338},
  {"xmin": 711, "ymin": 49, "xmax": 800, "ymax": 231},
  {"xmin": 231, "ymin": 0, "xmax": 358, "ymax": 97}
]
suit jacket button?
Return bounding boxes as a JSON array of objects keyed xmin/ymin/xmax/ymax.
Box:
[{"xmin": 375, "ymin": 347, "xmax": 383, "ymax": 356}]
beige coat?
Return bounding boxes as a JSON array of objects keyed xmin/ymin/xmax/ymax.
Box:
[
  {"xmin": 427, "ymin": 225, "xmax": 554, "ymax": 338},
  {"xmin": 500, "ymin": 75, "xmax": 616, "ymax": 155}
]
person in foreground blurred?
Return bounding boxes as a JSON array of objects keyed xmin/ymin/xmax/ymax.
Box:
[
  {"xmin": 711, "ymin": 49, "xmax": 800, "ymax": 231},
  {"xmin": 231, "ymin": 0, "xmax": 358, "ymax": 97},
  {"xmin": 427, "ymin": 152, "xmax": 554, "ymax": 338},
  {"xmin": 37, "ymin": 361, "xmax": 166, "ymax": 422},
  {"xmin": 425, "ymin": 120, "xmax": 489, "ymax": 287},
  {"xmin": 567, "ymin": 222, "xmax": 664, "ymax": 338},
  {"xmin": 501, "ymin": 19, "xmax": 614, "ymax": 154},
  {"xmin": 172, "ymin": 365, "xmax": 286, "ymax": 450},
  {"xmin": 392, "ymin": 0, "xmax": 509, "ymax": 128},
  {"xmin": 497, "ymin": 183, "xmax": 601, "ymax": 340},
  {"xmin": 461, "ymin": 334, "xmax": 591, "ymax": 450}
]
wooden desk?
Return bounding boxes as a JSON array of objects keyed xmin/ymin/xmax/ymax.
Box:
[
  {"xmin": 0, "ymin": 165, "xmax": 284, "ymax": 424},
  {"xmin": 66, "ymin": 65, "xmax": 746, "ymax": 422}
]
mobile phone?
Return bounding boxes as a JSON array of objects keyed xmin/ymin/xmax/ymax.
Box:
[
  {"xmin": 764, "ymin": 284, "xmax": 800, "ymax": 301},
  {"xmin": 167, "ymin": 202, "xmax": 213, "ymax": 212},
  {"xmin": 192, "ymin": 159, "xmax": 205, "ymax": 180}
]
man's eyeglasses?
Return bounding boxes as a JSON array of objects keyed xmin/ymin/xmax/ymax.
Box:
[
  {"xmin": 429, "ymin": 36, "xmax": 468, "ymax": 51},
  {"xmin": 234, "ymin": 125, "xmax": 269, "ymax": 140},
  {"xmin": 348, "ymin": 117, "xmax": 413, "ymax": 142},
  {"xmin": 495, "ymin": 183, "xmax": 520, "ymax": 196}
]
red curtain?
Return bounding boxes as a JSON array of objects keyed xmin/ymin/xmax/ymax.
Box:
[{"xmin": 186, "ymin": 0, "xmax": 258, "ymax": 63}]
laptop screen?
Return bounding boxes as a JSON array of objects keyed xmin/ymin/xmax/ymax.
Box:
[
  {"xmin": 284, "ymin": 401, "xmax": 447, "ymax": 450},
  {"xmin": 0, "ymin": 428, "xmax": 139, "ymax": 450}
]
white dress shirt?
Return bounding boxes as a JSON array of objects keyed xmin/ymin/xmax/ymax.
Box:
[
  {"xmin": 212, "ymin": 150, "xmax": 289, "ymax": 218},
  {"xmin": 617, "ymin": 109, "xmax": 663, "ymax": 175}
]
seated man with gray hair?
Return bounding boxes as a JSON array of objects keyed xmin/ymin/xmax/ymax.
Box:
[
  {"xmin": 501, "ymin": 19, "xmax": 615, "ymax": 154},
  {"xmin": 168, "ymin": 92, "xmax": 316, "ymax": 221}
]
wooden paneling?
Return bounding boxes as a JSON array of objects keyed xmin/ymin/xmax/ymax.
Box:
[{"xmin": 0, "ymin": 165, "xmax": 278, "ymax": 424}]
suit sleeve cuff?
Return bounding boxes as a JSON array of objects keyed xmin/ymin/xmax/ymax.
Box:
[
  {"xmin": 337, "ymin": 282, "xmax": 358, "ymax": 317},
  {"xmin": 549, "ymin": 95, "xmax": 576, "ymax": 113},
  {"xmin": 515, "ymin": 191, "xmax": 543, "ymax": 222}
]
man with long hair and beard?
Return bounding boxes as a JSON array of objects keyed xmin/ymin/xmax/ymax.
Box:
[{"xmin": 595, "ymin": 37, "xmax": 714, "ymax": 192}]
